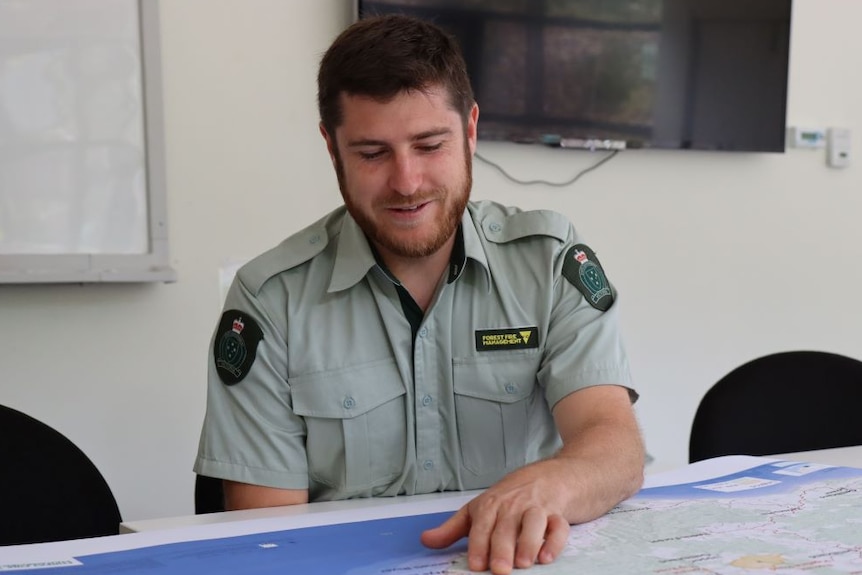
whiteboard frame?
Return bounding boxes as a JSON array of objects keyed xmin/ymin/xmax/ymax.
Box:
[{"xmin": 0, "ymin": 0, "xmax": 176, "ymax": 284}]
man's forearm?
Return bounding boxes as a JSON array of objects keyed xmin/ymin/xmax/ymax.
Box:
[
  {"xmin": 550, "ymin": 417, "xmax": 645, "ymax": 524},
  {"xmin": 545, "ymin": 383, "xmax": 646, "ymax": 524}
]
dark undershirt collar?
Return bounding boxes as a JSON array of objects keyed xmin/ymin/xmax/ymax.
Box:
[{"xmin": 371, "ymin": 226, "xmax": 466, "ymax": 340}]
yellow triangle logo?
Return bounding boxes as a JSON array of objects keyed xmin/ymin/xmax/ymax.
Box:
[{"xmin": 520, "ymin": 330, "xmax": 531, "ymax": 344}]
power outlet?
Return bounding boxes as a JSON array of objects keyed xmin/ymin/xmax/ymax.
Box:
[{"xmin": 827, "ymin": 128, "xmax": 851, "ymax": 168}]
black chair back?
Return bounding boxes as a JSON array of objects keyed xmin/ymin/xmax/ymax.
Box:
[
  {"xmin": 0, "ymin": 404, "xmax": 122, "ymax": 545},
  {"xmin": 195, "ymin": 474, "xmax": 225, "ymax": 514},
  {"xmin": 689, "ymin": 351, "xmax": 862, "ymax": 463}
]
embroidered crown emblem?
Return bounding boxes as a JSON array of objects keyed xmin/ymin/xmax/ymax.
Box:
[{"xmin": 232, "ymin": 317, "xmax": 245, "ymax": 334}]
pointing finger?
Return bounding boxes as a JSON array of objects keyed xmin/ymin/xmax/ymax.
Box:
[{"xmin": 420, "ymin": 505, "xmax": 470, "ymax": 549}]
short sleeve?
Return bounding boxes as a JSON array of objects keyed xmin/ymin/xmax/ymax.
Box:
[
  {"xmin": 193, "ymin": 275, "xmax": 309, "ymax": 489},
  {"xmin": 538, "ymin": 232, "xmax": 637, "ymax": 410}
]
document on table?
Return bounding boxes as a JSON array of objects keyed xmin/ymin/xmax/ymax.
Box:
[{"xmin": 2, "ymin": 456, "xmax": 861, "ymax": 574}]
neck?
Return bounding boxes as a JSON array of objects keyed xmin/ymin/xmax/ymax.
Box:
[{"xmin": 376, "ymin": 235, "xmax": 456, "ymax": 312}]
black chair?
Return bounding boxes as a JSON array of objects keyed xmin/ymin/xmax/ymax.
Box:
[
  {"xmin": 689, "ymin": 351, "xmax": 862, "ymax": 463},
  {"xmin": 195, "ymin": 474, "xmax": 225, "ymax": 514},
  {"xmin": 0, "ymin": 404, "xmax": 122, "ymax": 545}
]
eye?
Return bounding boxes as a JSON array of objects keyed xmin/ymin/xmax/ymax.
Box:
[
  {"xmin": 357, "ymin": 149, "xmax": 386, "ymax": 160},
  {"xmin": 417, "ymin": 142, "xmax": 443, "ymax": 153}
]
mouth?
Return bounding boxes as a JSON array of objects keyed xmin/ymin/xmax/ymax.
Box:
[{"xmin": 387, "ymin": 200, "xmax": 432, "ymax": 213}]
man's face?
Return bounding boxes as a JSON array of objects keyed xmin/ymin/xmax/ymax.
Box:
[{"xmin": 321, "ymin": 86, "xmax": 478, "ymax": 260}]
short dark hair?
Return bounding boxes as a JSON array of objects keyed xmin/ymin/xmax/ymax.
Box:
[{"xmin": 317, "ymin": 14, "xmax": 475, "ymax": 136}]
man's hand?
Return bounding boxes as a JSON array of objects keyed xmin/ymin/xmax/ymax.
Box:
[
  {"xmin": 420, "ymin": 460, "xmax": 573, "ymax": 574},
  {"xmin": 421, "ymin": 384, "xmax": 644, "ymax": 574}
]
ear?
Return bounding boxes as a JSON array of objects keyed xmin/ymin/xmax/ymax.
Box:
[{"xmin": 465, "ymin": 103, "xmax": 479, "ymax": 155}]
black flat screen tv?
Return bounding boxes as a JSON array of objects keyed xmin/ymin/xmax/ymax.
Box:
[{"xmin": 356, "ymin": 0, "xmax": 792, "ymax": 152}]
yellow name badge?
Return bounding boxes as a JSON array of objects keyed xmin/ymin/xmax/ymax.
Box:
[{"xmin": 475, "ymin": 327, "xmax": 539, "ymax": 351}]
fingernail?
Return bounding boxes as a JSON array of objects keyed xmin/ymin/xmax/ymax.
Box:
[{"xmin": 490, "ymin": 558, "xmax": 513, "ymax": 575}]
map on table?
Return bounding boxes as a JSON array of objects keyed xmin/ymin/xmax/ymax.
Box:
[
  {"xmin": 7, "ymin": 459, "xmax": 862, "ymax": 574},
  {"xmin": 460, "ymin": 460, "xmax": 862, "ymax": 575}
]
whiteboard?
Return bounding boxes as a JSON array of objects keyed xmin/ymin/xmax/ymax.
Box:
[{"xmin": 0, "ymin": 0, "xmax": 174, "ymax": 283}]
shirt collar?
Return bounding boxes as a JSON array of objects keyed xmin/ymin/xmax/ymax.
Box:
[
  {"xmin": 462, "ymin": 203, "xmax": 491, "ymax": 290},
  {"xmin": 328, "ymin": 213, "xmax": 377, "ymax": 293}
]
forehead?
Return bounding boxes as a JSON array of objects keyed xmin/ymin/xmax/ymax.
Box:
[{"xmin": 336, "ymin": 87, "xmax": 461, "ymax": 140}]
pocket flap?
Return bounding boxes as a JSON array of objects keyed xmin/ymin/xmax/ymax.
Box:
[
  {"xmin": 453, "ymin": 356, "xmax": 537, "ymax": 403},
  {"xmin": 291, "ymin": 358, "xmax": 405, "ymax": 419}
]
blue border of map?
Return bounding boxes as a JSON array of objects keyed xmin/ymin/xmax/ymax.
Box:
[
  {"xmin": 637, "ymin": 461, "xmax": 862, "ymax": 499},
  {"xmin": 30, "ymin": 511, "xmax": 463, "ymax": 575}
]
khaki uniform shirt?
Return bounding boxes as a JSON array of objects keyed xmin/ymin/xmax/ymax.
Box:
[{"xmin": 194, "ymin": 200, "xmax": 635, "ymax": 501}]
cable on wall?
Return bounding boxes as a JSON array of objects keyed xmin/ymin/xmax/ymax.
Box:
[{"xmin": 474, "ymin": 150, "xmax": 619, "ymax": 188}]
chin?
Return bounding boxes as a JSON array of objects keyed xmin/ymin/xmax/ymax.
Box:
[{"xmin": 378, "ymin": 230, "xmax": 448, "ymax": 259}]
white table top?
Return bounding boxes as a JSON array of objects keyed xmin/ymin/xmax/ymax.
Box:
[
  {"xmin": 769, "ymin": 444, "xmax": 862, "ymax": 467},
  {"xmin": 120, "ymin": 488, "xmax": 481, "ymax": 534},
  {"xmin": 120, "ymin": 445, "xmax": 862, "ymax": 534}
]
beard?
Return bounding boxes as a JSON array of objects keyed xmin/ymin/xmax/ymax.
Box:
[{"xmin": 335, "ymin": 146, "xmax": 472, "ymax": 259}]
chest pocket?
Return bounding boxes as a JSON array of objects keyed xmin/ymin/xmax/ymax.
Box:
[
  {"xmin": 291, "ymin": 358, "xmax": 406, "ymax": 492},
  {"xmin": 453, "ymin": 353, "xmax": 539, "ymax": 476}
]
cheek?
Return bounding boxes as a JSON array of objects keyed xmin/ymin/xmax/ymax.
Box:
[
  {"xmin": 342, "ymin": 167, "xmax": 387, "ymax": 203},
  {"xmin": 435, "ymin": 159, "xmax": 468, "ymax": 190}
]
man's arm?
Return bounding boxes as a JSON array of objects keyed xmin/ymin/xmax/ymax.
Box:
[
  {"xmin": 223, "ymin": 481, "xmax": 309, "ymax": 510},
  {"xmin": 421, "ymin": 384, "xmax": 644, "ymax": 575}
]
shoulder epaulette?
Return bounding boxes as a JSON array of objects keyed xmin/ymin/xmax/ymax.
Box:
[
  {"xmin": 475, "ymin": 203, "xmax": 571, "ymax": 244},
  {"xmin": 237, "ymin": 207, "xmax": 346, "ymax": 294}
]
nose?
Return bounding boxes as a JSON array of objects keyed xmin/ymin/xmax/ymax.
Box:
[{"xmin": 388, "ymin": 152, "xmax": 422, "ymax": 196}]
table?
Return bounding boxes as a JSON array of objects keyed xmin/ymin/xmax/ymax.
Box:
[
  {"xmin": 119, "ymin": 488, "xmax": 480, "ymax": 534},
  {"xmin": 769, "ymin": 444, "xmax": 862, "ymax": 467},
  {"xmin": 120, "ymin": 445, "xmax": 862, "ymax": 534}
]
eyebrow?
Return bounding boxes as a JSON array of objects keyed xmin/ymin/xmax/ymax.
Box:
[{"xmin": 346, "ymin": 128, "xmax": 453, "ymax": 148}]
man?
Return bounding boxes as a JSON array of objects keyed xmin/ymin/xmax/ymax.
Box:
[{"xmin": 195, "ymin": 14, "xmax": 644, "ymax": 575}]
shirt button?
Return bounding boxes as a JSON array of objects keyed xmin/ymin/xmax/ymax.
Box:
[
  {"xmin": 421, "ymin": 394, "xmax": 433, "ymax": 406},
  {"xmin": 309, "ymin": 234, "xmax": 321, "ymax": 244},
  {"xmin": 505, "ymin": 383, "xmax": 517, "ymax": 394},
  {"xmin": 418, "ymin": 327, "xmax": 428, "ymax": 338},
  {"xmin": 489, "ymin": 222, "xmax": 502, "ymax": 233},
  {"xmin": 422, "ymin": 460, "xmax": 434, "ymax": 471},
  {"xmin": 342, "ymin": 396, "xmax": 356, "ymax": 409}
]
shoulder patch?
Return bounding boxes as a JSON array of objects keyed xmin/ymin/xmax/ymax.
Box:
[
  {"xmin": 213, "ymin": 310, "xmax": 264, "ymax": 385},
  {"xmin": 562, "ymin": 244, "xmax": 613, "ymax": 311},
  {"xmin": 481, "ymin": 209, "xmax": 570, "ymax": 244}
]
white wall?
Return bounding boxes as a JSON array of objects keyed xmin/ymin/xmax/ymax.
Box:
[{"xmin": 0, "ymin": 0, "xmax": 859, "ymax": 522}]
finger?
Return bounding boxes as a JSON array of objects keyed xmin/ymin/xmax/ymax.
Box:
[
  {"xmin": 513, "ymin": 508, "xmax": 547, "ymax": 569},
  {"xmin": 487, "ymin": 510, "xmax": 520, "ymax": 575},
  {"xmin": 420, "ymin": 505, "xmax": 470, "ymax": 549},
  {"xmin": 538, "ymin": 514, "xmax": 570, "ymax": 565},
  {"xmin": 466, "ymin": 501, "xmax": 501, "ymax": 573}
]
